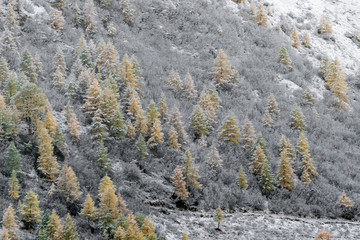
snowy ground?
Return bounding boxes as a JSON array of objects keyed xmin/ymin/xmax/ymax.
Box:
[{"xmin": 151, "ymin": 208, "xmax": 360, "ymax": 240}]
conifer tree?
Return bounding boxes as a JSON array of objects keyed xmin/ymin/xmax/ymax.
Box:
[
  {"xmin": 263, "ymin": 109, "xmax": 273, "ymax": 127},
  {"xmin": 291, "ymin": 104, "xmax": 306, "ymax": 131},
  {"xmin": 0, "ymin": 94, "xmax": 5, "ymax": 111},
  {"xmin": 120, "ymin": 54, "xmax": 137, "ymax": 90},
  {"xmin": 168, "ymin": 125, "xmax": 181, "ymax": 150},
  {"xmin": 237, "ymin": 167, "xmax": 248, "ymax": 190},
  {"xmin": 5, "ymin": 1, "xmax": 20, "ymax": 34},
  {"xmin": 141, "ymin": 217, "xmax": 156, "ymax": 238},
  {"xmin": 251, "ymin": 145, "xmax": 267, "ymax": 175},
  {"xmin": 135, "ymin": 110, "xmax": 148, "ymax": 137},
  {"xmin": 305, "ymin": 89, "xmax": 315, "ymax": 105},
  {"xmin": 117, "ymin": 193, "xmax": 129, "ymax": 215},
  {"xmin": 168, "ymin": 69, "xmax": 182, "ymax": 91},
  {"xmin": 147, "ymin": 118, "xmax": 164, "ymax": 149},
  {"xmin": 69, "ymin": 113, "xmax": 80, "ymax": 145},
  {"xmin": 99, "ymin": 178, "xmax": 119, "ymax": 235},
  {"xmin": 37, "ymin": 122, "xmax": 59, "ymax": 181},
  {"xmin": 170, "ymin": 107, "xmax": 188, "ymax": 146},
  {"xmin": 254, "ymin": 3, "xmax": 268, "ymax": 27},
  {"xmin": 127, "ymin": 90, "xmax": 142, "ymax": 120},
  {"xmin": 199, "ymin": 135, "xmax": 207, "ymax": 148},
  {"xmin": 36, "ymin": 210, "xmax": 50, "ymax": 240},
  {"xmin": 277, "ymin": 149, "xmax": 295, "ymax": 191},
  {"xmin": 338, "ymin": 191, "xmax": 353, "ymax": 208},
  {"xmin": 99, "ymin": 87, "xmax": 120, "ymax": 122},
  {"xmin": 20, "ymin": 50, "xmax": 36, "ymax": 83},
  {"xmin": 146, "ymin": 100, "xmax": 160, "ymax": 129},
  {"xmin": 260, "ymin": 159, "xmax": 275, "ymax": 195},
  {"xmin": 158, "ymin": 93, "xmax": 168, "ymax": 122},
  {"xmin": 182, "ymin": 148, "xmax": 201, "ymax": 190},
  {"xmin": 297, "ymin": 132, "xmax": 310, "ymax": 156},
  {"xmin": 278, "ymin": 135, "xmax": 287, "ymax": 153},
  {"xmin": 319, "ymin": 14, "xmax": 332, "ymax": 35},
  {"xmin": 47, "ymin": 209, "xmax": 63, "ymax": 240},
  {"xmin": 57, "ymin": 165, "xmax": 82, "ymax": 203},
  {"xmin": 218, "ymin": 112, "xmax": 240, "ymax": 145},
  {"xmin": 252, "ymin": 134, "xmax": 268, "ymax": 158},
  {"xmin": 44, "ymin": 111, "xmax": 57, "ymax": 138},
  {"xmin": 126, "ymin": 119, "xmax": 135, "ymax": 140},
  {"xmin": 184, "ymin": 72, "xmax": 196, "ymax": 100},
  {"xmin": 4, "ymin": 72, "xmax": 19, "ymax": 102},
  {"xmin": 110, "ymin": 110, "xmax": 127, "ymax": 139},
  {"xmin": 0, "ymin": 57, "xmax": 9, "ymax": 85},
  {"xmin": 2, "ymin": 204, "xmax": 18, "ymax": 240},
  {"xmin": 1, "ymin": 227, "xmax": 10, "ymax": 240},
  {"xmin": 114, "ymin": 226, "xmax": 125, "ymax": 240},
  {"xmin": 81, "ymin": 194, "xmax": 98, "ymax": 221},
  {"xmin": 96, "ymin": 140, "xmax": 111, "ymax": 171},
  {"xmin": 213, "ymin": 49, "xmax": 235, "ymax": 88},
  {"xmin": 54, "ymin": 48, "xmax": 66, "ymax": 75},
  {"xmin": 182, "ymin": 233, "xmax": 190, "ymax": 240},
  {"xmin": 303, "ymin": 33, "xmax": 310, "ymax": 48},
  {"xmin": 240, "ymin": 118, "xmax": 256, "ymax": 149},
  {"xmin": 286, "ymin": 139, "xmax": 296, "ymax": 160},
  {"xmin": 136, "ymin": 133, "xmax": 148, "ymax": 163},
  {"xmin": 5, "ymin": 142, "xmax": 21, "ymax": 175},
  {"xmin": 121, "ymin": 0, "xmax": 135, "ymax": 24},
  {"xmin": 171, "ymin": 166, "xmax": 188, "ymax": 201},
  {"xmin": 191, "ymin": 105, "xmax": 209, "ymax": 138},
  {"xmin": 78, "ymin": 69, "xmax": 93, "ymax": 94},
  {"xmin": 208, "ymin": 144, "xmax": 222, "ymax": 172},
  {"xmin": 320, "ymin": 55, "xmax": 330, "ymax": 79},
  {"xmin": 83, "ymin": 78, "xmax": 101, "ymax": 115},
  {"xmin": 84, "ymin": 0, "xmax": 96, "ymax": 35},
  {"xmin": 50, "ymin": 8, "xmax": 65, "ymax": 32},
  {"xmin": 90, "ymin": 109, "xmax": 109, "ymax": 142},
  {"xmin": 53, "ymin": 0, "xmax": 66, "ymax": 10},
  {"xmin": 315, "ymin": 230, "xmax": 334, "ymax": 240},
  {"xmin": 291, "ymin": 26, "xmax": 300, "ymax": 49},
  {"xmin": 207, "ymin": 84, "xmax": 221, "ymax": 110},
  {"xmin": 53, "ymin": 67, "xmax": 65, "ymax": 89},
  {"xmin": 9, "ymin": 170, "xmax": 20, "ymax": 200},
  {"xmin": 278, "ymin": 44, "xmax": 292, "ymax": 68},
  {"xmin": 301, "ymin": 151, "xmax": 317, "ymax": 186},
  {"xmin": 131, "ymin": 54, "xmax": 143, "ymax": 88},
  {"xmin": 19, "ymin": 189, "xmax": 41, "ymax": 226},
  {"xmin": 63, "ymin": 213, "xmax": 79, "ymax": 240},
  {"xmin": 214, "ymin": 206, "xmax": 224, "ymax": 229},
  {"xmin": 330, "ymin": 60, "xmax": 348, "ymax": 109}
]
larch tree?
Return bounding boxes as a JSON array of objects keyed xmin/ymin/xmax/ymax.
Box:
[
  {"xmin": 126, "ymin": 119, "xmax": 136, "ymax": 140},
  {"xmin": 329, "ymin": 59, "xmax": 348, "ymax": 110},
  {"xmin": 126, "ymin": 90, "xmax": 142, "ymax": 120},
  {"xmin": 84, "ymin": 0, "xmax": 96, "ymax": 35},
  {"xmin": 237, "ymin": 167, "xmax": 248, "ymax": 190},
  {"xmin": 218, "ymin": 111, "xmax": 240, "ymax": 145},
  {"xmin": 53, "ymin": 66, "xmax": 65, "ymax": 89},
  {"xmin": 251, "ymin": 145, "xmax": 267, "ymax": 175},
  {"xmin": 278, "ymin": 44, "xmax": 292, "ymax": 68},
  {"xmin": 36, "ymin": 122, "xmax": 59, "ymax": 182},
  {"xmin": 184, "ymin": 72, "xmax": 196, "ymax": 100},
  {"xmin": 135, "ymin": 109, "xmax": 148, "ymax": 137},
  {"xmin": 315, "ymin": 230, "xmax": 334, "ymax": 240},
  {"xmin": 260, "ymin": 159, "xmax": 275, "ymax": 195},
  {"xmin": 254, "ymin": 3, "xmax": 268, "ymax": 27},
  {"xmin": 338, "ymin": 191, "xmax": 353, "ymax": 208},
  {"xmin": 4, "ymin": 72, "xmax": 19, "ymax": 103},
  {"xmin": 182, "ymin": 148, "xmax": 201, "ymax": 190},
  {"xmin": 136, "ymin": 134, "xmax": 148, "ymax": 164},
  {"xmin": 117, "ymin": 193, "xmax": 129, "ymax": 215},
  {"xmin": 263, "ymin": 109, "xmax": 273, "ymax": 127},
  {"xmin": 20, "ymin": 50, "xmax": 36, "ymax": 83},
  {"xmin": 320, "ymin": 55, "xmax": 330, "ymax": 79},
  {"xmin": 120, "ymin": 53, "xmax": 138, "ymax": 91},
  {"xmin": 168, "ymin": 125, "xmax": 181, "ymax": 150},
  {"xmin": 5, "ymin": 141, "xmax": 21, "ymax": 175},
  {"xmin": 63, "ymin": 213, "xmax": 79, "ymax": 240},
  {"xmin": 213, "ymin": 49, "xmax": 235, "ymax": 88},
  {"xmin": 146, "ymin": 100, "xmax": 160, "ymax": 129},
  {"xmin": 191, "ymin": 105, "xmax": 209, "ymax": 138},
  {"xmin": 297, "ymin": 132, "xmax": 310, "ymax": 156},
  {"xmin": 301, "ymin": 151, "xmax": 317, "ymax": 186},
  {"xmin": 141, "ymin": 217, "xmax": 156, "ymax": 239},
  {"xmin": 50, "ymin": 8, "xmax": 65, "ymax": 32},
  {"xmin": 99, "ymin": 178, "xmax": 119, "ymax": 235},
  {"xmin": 208, "ymin": 144, "xmax": 222, "ymax": 173},
  {"xmin": 57, "ymin": 164, "xmax": 82, "ymax": 203},
  {"xmin": 286, "ymin": 139, "xmax": 296, "ymax": 160},
  {"xmin": 9, "ymin": 170, "xmax": 20, "ymax": 200},
  {"xmin": 2, "ymin": 204, "xmax": 18, "ymax": 240},
  {"xmin": 44, "ymin": 111, "xmax": 57, "ymax": 138},
  {"xmin": 214, "ymin": 206, "xmax": 224, "ymax": 229},
  {"xmin": 114, "ymin": 226, "xmax": 125, "ymax": 240},
  {"xmin": 181, "ymin": 233, "xmax": 190, "ymax": 240},
  {"xmin": 277, "ymin": 149, "xmax": 295, "ymax": 191},
  {"xmin": 90, "ymin": 109, "xmax": 109, "ymax": 142},
  {"xmin": 279, "ymin": 135, "xmax": 287, "ymax": 153},
  {"xmin": 110, "ymin": 110, "xmax": 127, "ymax": 139},
  {"xmin": 291, "ymin": 26, "xmax": 300, "ymax": 49},
  {"xmin": 69, "ymin": 113, "xmax": 80, "ymax": 145},
  {"xmin": 168, "ymin": 69, "xmax": 182, "ymax": 91},
  {"xmin": 53, "ymin": 0, "xmax": 66, "ymax": 10},
  {"xmin": 96, "ymin": 140, "xmax": 111, "ymax": 171},
  {"xmin": 47, "ymin": 209, "xmax": 63, "ymax": 240},
  {"xmin": 19, "ymin": 189, "xmax": 41, "ymax": 228},
  {"xmin": 158, "ymin": 93, "xmax": 168, "ymax": 122},
  {"xmin": 147, "ymin": 118, "xmax": 164, "ymax": 149},
  {"xmin": 83, "ymin": 78, "xmax": 101, "ymax": 115},
  {"xmin": 240, "ymin": 118, "xmax": 256, "ymax": 149},
  {"xmin": 319, "ymin": 14, "xmax": 332, "ymax": 35},
  {"xmin": 121, "ymin": 0, "xmax": 135, "ymax": 24},
  {"xmin": 305, "ymin": 89, "xmax": 315, "ymax": 105},
  {"xmin": 99, "ymin": 87, "xmax": 120, "ymax": 122},
  {"xmin": 0, "ymin": 57, "xmax": 9, "ymax": 85},
  {"xmin": 303, "ymin": 33, "xmax": 310, "ymax": 48},
  {"xmin": 81, "ymin": 194, "xmax": 98, "ymax": 221},
  {"xmin": 291, "ymin": 104, "xmax": 306, "ymax": 131},
  {"xmin": 1, "ymin": 227, "xmax": 10, "ymax": 240},
  {"xmin": 54, "ymin": 48, "xmax": 66, "ymax": 75},
  {"xmin": 171, "ymin": 166, "xmax": 188, "ymax": 201},
  {"xmin": 170, "ymin": 107, "xmax": 188, "ymax": 146}
]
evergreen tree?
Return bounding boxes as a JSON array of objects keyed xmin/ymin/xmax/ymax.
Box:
[
  {"xmin": 191, "ymin": 105, "xmax": 209, "ymax": 138},
  {"xmin": 120, "ymin": 54, "xmax": 137, "ymax": 90},
  {"xmin": 330, "ymin": 60, "xmax": 349, "ymax": 110},
  {"xmin": 182, "ymin": 148, "xmax": 201, "ymax": 190},
  {"xmin": 9, "ymin": 170, "xmax": 20, "ymax": 200},
  {"xmin": 278, "ymin": 135, "xmax": 287, "ymax": 153},
  {"xmin": 263, "ymin": 109, "xmax": 273, "ymax": 127},
  {"xmin": 44, "ymin": 111, "xmax": 57, "ymax": 138},
  {"xmin": 57, "ymin": 165, "xmax": 83, "ymax": 203},
  {"xmin": 301, "ymin": 151, "xmax": 317, "ymax": 186},
  {"xmin": 4, "ymin": 72, "xmax": 19, "ymax": 102},
  {"xmin": 141, "ymin": 217, "xmax": 156, "ymax": 238},
  {"xmin": 254, "ymin": 3, "xmax": 268, "ymax": 27},
  {"xmin": 184, "ymin": 72, "xmax": 196, "ymax": 100},
  {"xmin": 297, "ymin": 132, "xmax": 310, "ymax": 156},
  {"xmin": 147, "ymin": 119, "xmax": 164, "ymax": 149},
  {"xmin": 277, "ymin": 149, "xmax": 295, "ymax": 191},
  {"xmin": 134, "ymin": 110, "xmax": 148, "ymax": 137},
  {"xmin": 63, "ymin": 213, "xmax": 79, "ymax": 240},
  {"xmin": 207, "ymin": 84, "xmax": 221, "ymax": 110},
  {"xmin": 90, "ymin": 109, "xmax": 109, "ymax": 142},
  {"xmin": 181, "ymin": 233, "xmax": 190, "ymax": 240},
  {"xmin": 213, "ymin": 49, "xmax": 235, "ymax": 88},
  {"xmin": 54, "ymin": 48, "xmax": 66, "ymax": 75},
  {"xmin": 171, "ymin": 166, "xmax": 188, "ymax": 201},
  {"xmin": 50, "ymin": 8, "xmax": 65, "ymax": 32},
  {"xmin": 96, "ymin": 140, "xmax": 111, "ymax": 171},
  {"xmin": 253, "ymin": 134, "xmax": 268, "ymax": 157},
  {"xmin": 291, "ymin": 26, "xmax": 300, "ymax": 49},
  {"xmin": 83, "ymin": 78, "xmax": 101, "ymax": 115},
  {"xmin": 158, "ymin": 93, "xmax": 168, "ymax": 122},
  {"xmin": 305, "ymin": 89, "xmax": 315, "ymax": 105},
  {"xmin": 36, "ymin": 210, "xmax": 51, "ymax": 240},
  {"xmin": 338, "ymin": 191, "xmax": 353, "ymax": 208},
  {"xmin": 126, "ymin": 119, "xmax": 135, "ymax": 140},
  {"xmin": 278, "ymin": 44, "xmax": 292, "ymax": 68},
  {"xmin": 99, "ymin": 177, "xmax": 118, "ymax": 235},
  {"xmin": 168, "ymin": 69, "xmax": 182, "ymax": 91},
  {"xmin": 136, "ymin": 134, "xmax": 148, "ymax": 163},
  {"xmin": 47, "ymin": 209, "xmax": 63, "ymax": 240},
  {"xmin": 214, "ymin": 206, "xmax": 224, "ymax": 229},
  {"xmin": 121, "ymin": 0, "xmax": 135, "ymax": 24},
  {"xmin": 237, "ymin": 167, "xmax": 248, "ymax": 190},
  {"xmin": 146, "ymin": 100, "xmax": 159, "ymax": 129},
  {"xmin": 218, "ymin": 111, "xmax": 240, "ymax": 145},
  {"xmin": 303, "ymin": 33, "xmax": 310, "ymax": 48},
  {"xmin": 84, "ymin": 0, "xmax": 96, "ymax": 35},
  {"xmin": 251, "ymin": 145, "xmax": 267, "ymax": 175},
  {"xmin": 291, "ymin": 104, "xmax": 306, "ymax": 131},
  {"xmin": 5, "ymin": 142, "xmax": 21, "ymax": 175},
  {"xmin": 81, "ymin": 194, "xmax": 98, "ymax": 221},
  {"xmin": 127, "ymin": 90, "xmax": 142, "ymax": 120},
  {"xmin": 69, "ymin": 113, "xmax": 80, "ymax": 145},
  {"xmin": 169, "ymin": 125, "xmax": 181, "ymax": 150},
  {"xmin": 99, "ymin": 87, "xmax": 120, "ymax": 122},
  {"xmin": 110, "ymin": 110, "xmax": 127, "ymax": 139},
  {"xmin": 20, "ymin": 50, "xmax": 36, "ymax": 83},
  {"xmin": 0, "ymin": 57, "xmax": 9, "ymax": 85},
  {"xmin": 170, "ymin": 107, "xmax": 188, "ymax": 146},
  {"xmin": 240, "ymin": 118, "xmax": 256, "ymax": 149},
  {"xmin": 208, "ymin": 144, "xmax": 222, "ymax": 172},
  {"xmin": 286, "ymin": 139, "xmax": 296, "ymax": 160},
  {"xmin": 2, "ymin": 204, "xmax": 18, "ymax": 240},
  {"xmin": 19, "ymin": 189, "xmax": 41, "ymax": 226},
  {"xmin": 260, "ymin": 160, "xmax": 275, "ymax": 195}
]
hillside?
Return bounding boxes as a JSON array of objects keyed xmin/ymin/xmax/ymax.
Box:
[{"xmin": 0, "ymin": 0, "xmax": 359, "ymax": 239}]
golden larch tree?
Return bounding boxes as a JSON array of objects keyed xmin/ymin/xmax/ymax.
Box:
[
  {"xmin": 278, "ymin": 44, "xmax": 292, "ymax": 68},
  {"xmin": 83, "ymin": 78, "xmax": 101, "ymax": 115},
  {"xmin": 319, "ymin": 14, "xmax": 332, "ymax": 34},
  {"xmin": 169, "ymin": 124, "xmax": 181, "ymax": 150},
  {"xmin": 277, "ymin": 149, "xmax": 295, "ymax": 191},
  {"xmin": 338, "ymin": 191, "xmax": 353, "ymax": 208},
  {"xmin": 218, "ymin": 111, "xmax": 240, "ymax": 145},
  {"xmin": 147, "ymin": 118, "xmax": 164, "ymax": 149},
  {"xmin": 291, "ymin": 104, "xmax": 306, "ymax": 131},
  {"xmin": 168, "ymin": 69, "xmax": 182, "ymax": 91},
  {"xmin": 141, "ymin": 217, "xmax": 156, "ymax": 238},
  {"xmin": 2, "ymin": 204, "xmax": 18, "ymax": 240},
  {"xmin": 158, "ymin": 92, "xmax": 168, "ymax": 122},
  {"xmin": 183, "ymin": 148, "xmax": 202, "ymax": 190},
  {"xmin": 50, "ymin": 8, "xmax": 65, "ymax": 32},
  {"xmin": 303, "ymin": 33, "xmax": 310, "ymax": 48},
  {"xmin": 69, "ymin": 113, "xmax": 80, "ymax": 145},
  {"xmin": 19, "ymin": 189, "xmax": 41, "ymax": 225},
  {"xmin": 44, "ymin": 111, "xmax": 57, "ymax": 138},
  {"xmin": 254, "ymin": 3, "xmax": 268, "ymax": 27},
  {"xmin": 251, "ymin": 145, "xmax": 267, "ymax": 175},
  {"xmin": 291, "ymin": 26, "xmax": 300, "ymax": 49},
  {"xmin": 237, "ymin": 166, "xmax": 248, "ymax": 190},
  {"xmin": 266, "ymin": 94, "xmax": 280, "ymax": 115},
  {"xmin": 171, "ymin": 166, "xmax": 188, "ymax": 201},
  {"xmin": 81, "ymin": 194, "xmax": 98, "ymax": 221},
  {"xmin": 213, "ymin": 49, "xmax": 234, "ymax": 87},
  {"xmin": 301, "ymin": 151, "xmax": 317, "ymax": 186},
  {"xmin": 184, "ymin": 72, "xmax": 196, "ymax": 100},
  {"xmin": 240, "ymin": 117, "xmax": 256, "ymax": 149},
  {"xmin": 8, "ymin": 170, "xmax": 20, "ymax": 200},
  {"xmin": 47, "ymin": 209, "xmax": 63, "ymax": 240},
  {"xmin": 57, "ymin": 164, "xmax": 82, "ymax": 204},
  {"xmin": 170, "ymin": 107, "xmax": 188, "ymax": 146}
]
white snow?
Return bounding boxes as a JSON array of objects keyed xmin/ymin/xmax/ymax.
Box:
[
  {"xmin": 279, "ymin": 79, "xmax": 301, "ymax": 91},
  {"xmin": 23, "ymin": 0, "xmax": 46, "ymax": 17}
]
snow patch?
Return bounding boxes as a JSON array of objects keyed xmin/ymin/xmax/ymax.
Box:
[
  {"xmin": 279, "ymin": 79, "xmax": 301, "ymax": 92},
  {"xmin": 225, "ymin": 0, "xmax": 239, "ymax": 14},
  {"xmin": 23, "ymin": 0, "xmax": 46, "ymax": 17}
]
